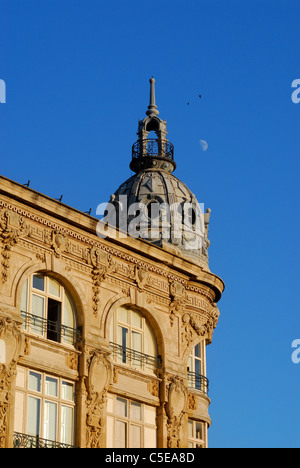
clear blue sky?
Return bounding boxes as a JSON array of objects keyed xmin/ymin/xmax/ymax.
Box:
[{"xmin": 1, "ymin": 0, "xmax": 299, "ymax": 448}]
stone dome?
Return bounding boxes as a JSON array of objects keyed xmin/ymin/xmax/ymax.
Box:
[{"xmin": 109, "ymin": 168, "xmax": 211, "ymax": 268}]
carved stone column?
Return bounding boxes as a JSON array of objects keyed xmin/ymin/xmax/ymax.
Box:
[{"xmin": 0, "ymin": 316, "xmax": 24, "ymax": 448}]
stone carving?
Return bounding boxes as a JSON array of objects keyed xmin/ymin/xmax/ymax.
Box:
[
  {"xmin": 51, "ymin": 230, "xmax": 68, "ymax": 258},
  {"xmin": 188, "ymin": 393, "xmax": 197, "ymax": 411},
  {"xmin": 165, "ymin": 376, "xmax": 187, "ymax": 448},
  {"xmin": 90, "ymin": 248, "xmax": 116, "ymax": 316},
  {"xmin": 135, "ymin": 266, "xmax": 149, "ymax": 292},
  {"xmin": 86, "ymin": 350, "xmax": 112, "ymax": 448},
  {"xmin": 169, "ymin": 281, "xmax": 186, "ymax": 326},
  {"xmin": 0, "ymin": 211, "xmax": 28, "ymax": 283},
  {"xmin": 0, "ymin": 317, "xmax": 24, "ymax": 448},
  {"xmin": 182, "ymin": 303, "xmax": 220, "ymax": 348}
]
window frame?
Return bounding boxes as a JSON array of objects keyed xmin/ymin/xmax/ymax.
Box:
[
  {"xmin": 21, "ymin": 274, "xmax": 78, "ymax": 346},
  {"xmin": 188, "ymin": 419, "xmax": 207, "ymax": 448},
  {"xmin": 106, "ymin": 394, "xmax": 157, "ymax": 449},
  {"xmin": 110, "ymin": 307, "xmax": 159, "ymax": 373},
  {"xmin": 15, "ymin": 366, "xmax": 76, "ymax": 447}
]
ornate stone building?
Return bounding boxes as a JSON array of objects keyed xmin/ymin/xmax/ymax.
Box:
[{"xmin": 0, "ymin": 79, "xmax": 224, "ymax": 448}]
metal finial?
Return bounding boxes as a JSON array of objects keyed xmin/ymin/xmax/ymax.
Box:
[{"xmin": 146, "ymin": 77, "xmax": 159, "ymax": 117}]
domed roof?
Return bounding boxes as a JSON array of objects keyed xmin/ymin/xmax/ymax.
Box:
[{"xmin": 104, "ymin": 78, "xmax": 211, "ymax": 268}]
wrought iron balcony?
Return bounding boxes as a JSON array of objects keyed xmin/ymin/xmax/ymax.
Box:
[
  {"xmin": 21, "ymin": 310, "xmax": 81, "ymax": 346},
  {"xmin": 132, "ymin": 138, "xmax": 174, "ymax": 161},
  {"xmin": 110, "ymin": 341, "xmax": 162, "ymax": 372},
  {"xmin": 13, "ymin": 432, "xmax": 76, "ymax": 449},
  {"xmin": 188, "ymin": 371, "xmax": 209, "ymax": 395}
]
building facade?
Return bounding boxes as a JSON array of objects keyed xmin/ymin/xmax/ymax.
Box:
[{"xmin": 0, "ymin": 79, "xmax": 224, "ymax": 448}]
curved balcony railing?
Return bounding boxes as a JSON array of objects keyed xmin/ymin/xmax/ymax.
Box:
[
  {"xmin": 13, "ymin": 432, "xmax": 76, "ymax": 449},
  {"xmin": 188, "ymin": 371, "xmax": 209, "ymax": 395},
  {"xmin": 132, "ymin": 138, "xmax": 174, "ymax": 161}
]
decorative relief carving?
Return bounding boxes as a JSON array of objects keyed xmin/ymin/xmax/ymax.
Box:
[
  {"xmin": 165, "ymin": 376, "xmax": 188, "ymax": 448},
  {"xmin": 51, "ymin": 230, "xmax": 69, "ymax": 258},
  {"xmin": 148, "ymin": 380, "xmax": 160, "ymax": 398},
  {"xmin": 85, "ymin": 350, "xmax": 112, "ymax": 449},
  {"xmin": 90, "ymin": 248, "xmax": 116, "ymax": 317},
  {"xmin": 181, "ymin": 302, "xmax": 220, "ymax": 348},
  {"xmin": 135, "ymin": 266, "xmax": 149, "ymax": 291},
  {"xmin": 0, "ymin": 317, "xmax": 24, "ymax": 448},
  {"xmin": 66, "ymin": 352, "xmax": 78, "ymax": 371},
  {"xmin": 0, "ymin": 211, "xmax": 29, "ymax": 283},
  {"xmin": 169, "ymin": 281, "xmax": 186, "ymax": 326},
  {"xmin": 188, "ymin": 393, "xmax": 197, "ymax": 411}
]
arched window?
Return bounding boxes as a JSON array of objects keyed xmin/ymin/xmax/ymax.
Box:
[
  {"xmin": 20, "ymin": 274, "xmax": 79, "ymax": 346},
  {"xmin": 109, "ymin": 306, "xmax": 160, "ymax": 374},
  {"xmin": 187, "ymin": 342, "xmax": 209, "ymax": 394}
]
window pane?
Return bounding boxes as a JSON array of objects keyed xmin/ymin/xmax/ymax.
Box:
[
  {"xmin": 44, "ymin": 401, "xmax": 57, "ymax": 441},
  {"xmin": 31, "ymin": 295, "xmax": 44, "ymax": 335},
  {"xmin": 195, "ymin": 359, "xmax": 201, "ymax": 376},
  {"xmin": 45, "ymin": 377, "xmax": 58, "ymax": 397},
  {"xmin": 196, "ymin": 422, "xmax": 203, "ymax": 440},
  {"xmin": 117, "ymin": 326, "xmax": 128, "ymax": 363},
  {"xmin": 61, "ymin": 405, "xmax": 74, "ymax": 446},
  {"xmin": 116, "ymin": 420, "xmax": 127, "ymax": 448},
  {"xmin": 116, "ymin": 398, "xmax": 127, "ymax": 417},
  {"xmin": 132, "ymin": 331, "xmax": 142, "ymax": 368},
  {"xmin": 28, "ymin": 372, "xmax": 41, "ymax": 392},
  {"xmin": 144, "ymin": 405, "xmax": 156, "ymax": 426},
  {"xmin": 130, "ymin": 402, "xmax": 141, "ymax": 421},
  {"xmin": 49, "ymin": 278, "xmax": 60, "ymax": 297},
  {"xmin": 131, "ymin": 310, "xmax": 142, "ymax": 329},
  {"xmin": 21, "ymin": 280, "xmax": 28, "ymax": 313},
  {"xmin": 27, "ymin": 396, "xmax": 40, "ymax": 436},
  {"xmin": 195, "ymin": 343, "xmax": 201, "ymax": 358},
  {"xmin": 130, "ymin": 425, "xmax": 141, "ymax": 448},
  {"xmin": 144, "ymin": 427, "xmax": 157, "ymax": 448},
  {"xmin": 33, "ymin": 275, "xmax": 45, "ymax": 291},
  {"xmin": 62, "ymin": 293, "xmax": 75, "ymax": 345},
  {"xmin": 188, "ymin": 420, "xmax": 193, "ymax": 438},
  {"xmin": 117, "ymin": 307, "xmax": 128, "ymax": 324},
  {"xmin": 62, "ymin": 382, "xmax": 74, "ymax": 402}
]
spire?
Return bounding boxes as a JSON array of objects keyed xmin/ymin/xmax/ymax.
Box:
[
  {"xmin": 146, "ymin": 77, "xmax": 159, "ymax": 117},
  {"xmin": 130, "ymin": 78, "xmax": 176, "ymax": 174}
]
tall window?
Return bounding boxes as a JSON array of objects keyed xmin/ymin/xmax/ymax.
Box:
[
  {"xmin": 110, "ymin": 307, "xmax": 160, "ymax": 373},
  {"xmin": 14, "ymin": 367, "xmax": 76, "ymax": 447},
  {"xmin": 21, "ymin": 274, "xmax": 78, "ymax": 346},
  {"xmin": 106, "ymin": 394, "xmax": 157, "ymax": 448},
  {"xmin": 187, "ymin": 342, "xmax": 209, "ymax": 394},
  {"xmin": 188, "ymin": 420, "xmax": 206, "ymax": 448}
]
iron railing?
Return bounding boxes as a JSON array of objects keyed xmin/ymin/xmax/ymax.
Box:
[
  {"xmin": 110, "ymin": 342, "xmax": 162, "ymax": 372},
  {"xmin": 13, "ymin": 432, "xmax": 76, "ymax": 449},
  {"xmin": 188, "ymin": 371, "xmax": 209, "ymax": 395},
  {"xmin": 132, "ymin": 138, "xmax": 174, "ymax": 160},
  {"xmin": 21, "ymin": 311, "xmax": 80, "ymax": 346}
]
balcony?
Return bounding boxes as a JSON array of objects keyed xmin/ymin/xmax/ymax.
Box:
[
  {"xmin": 130, "ymin": 139, "xmax": 176, "ymax": 173},
  {"xmin": 188, "ymin": 371, "xmax": 209, "ymax": 395},
  {"xmin": 110, "ymin": 342, "xmax": 162, "ymax": 373},
  {"xmin": 13, "ymin": 432, "xmax": 76, "ymax": 449},
  {"xmin": 132, "ymin": 138, "xmax": 174, "ymax": 161},
  {"xmin": 21, "ymin": 311, "xmax": 81, "ymax": 346}
]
